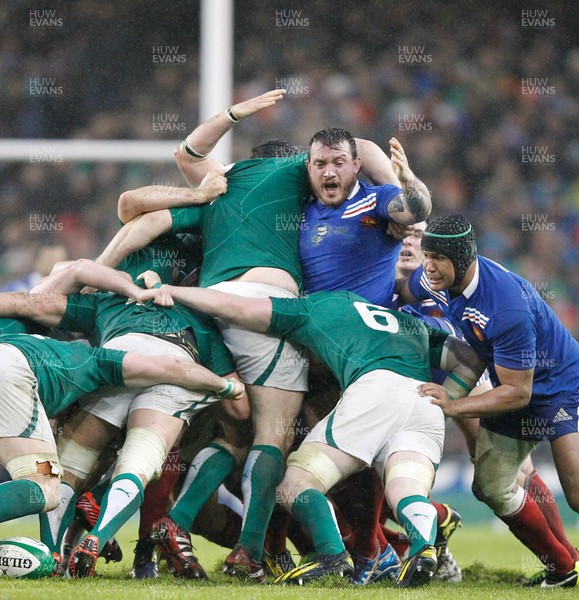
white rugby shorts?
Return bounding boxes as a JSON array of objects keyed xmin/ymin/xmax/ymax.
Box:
[
  {"xmin": 80, "ymin": 333, "xmax": 219, "ymax": 427},
  {"xmin": 0, "ymin": 344, "xmax": 55, "ymax": 446},
  {"xmin": 304, "ymin": 369, "xmax": 445, "ymax": 477},
  {"xmin": 209, "ymin": 281, "xmax": 309, "ymax": 391}
]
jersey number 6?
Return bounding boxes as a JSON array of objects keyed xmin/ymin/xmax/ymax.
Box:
[{"xmin": 353, "ymin": 302, "xmax": 400, "ymax": 333}]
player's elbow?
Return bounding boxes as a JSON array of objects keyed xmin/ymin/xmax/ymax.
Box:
[
  {"xmin": 118, "ymin": 190, "xmax": 138, "ymax": 223},
  {"xmin": 512, "ymin": 386, "xmax": 532, "ymax": 409},
  {"xmin": 67, "ymin": 258, "xmax": 93, "ymax": 283}
]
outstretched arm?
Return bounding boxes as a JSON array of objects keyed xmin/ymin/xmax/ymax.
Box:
[
  {"xmin": 386, "ymin": 138, "xmax": 431, "ymax": 225},
  {"xmin": 142, "ymin": 284, "xmax": 273, "ymax": 332},
  {"xmin": 122, "ymin": 353, "xmax": 245, "ymax": 400},
  {"xmin": 175, "ymin": 88, "xmax": 287, "ymax": 186},
  {"xmin": 0, "ymin": 291, "xmax": 67, "ymax": 327},
  {"xmin": 30, "ymin": 259, "xmax": 160, "ymax": 305},
  {"xmin": 118, "ymin": 170, "xmax": 227, "ymax": 223},
  {"xmin": 96, "ymin": 209, "xmax": 173, "ymax": 269}
]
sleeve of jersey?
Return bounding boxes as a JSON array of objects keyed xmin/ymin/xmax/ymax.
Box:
[
  {"xmin": 424, "ymin": 325, "xmax": 451, "ymax": 370},
  {"xmin": 488, "ymin": 310, "xmax": 537, "ymax": 371},
  {"xmin": 407, "ymin": 268, "xmax": 431, "ymax": 301},
  {"xmin": 202, "ymin": 322, "xmax": 236, "ymax": 376},
  {"xmin": 92, "ymin": 347, "xmax": 127, "ymax": 386},
  {"xmin": 267, "ymin": 297, "xmax": 308, "ymax": 338},
  {"xmin": 169, "ymin": 206, "xmax": 202, "ymax": 234},
  {"xmin": 374, "ymin": 184, "xmax": 404, "ymax": 220},
  {"xmin": 59, "ymin": 293, "xmax": 97, "ymax": 334}
]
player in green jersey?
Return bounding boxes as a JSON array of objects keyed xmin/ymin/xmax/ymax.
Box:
[
  {"xmin": 0, "ymin": 260, "xmax": 246, "ymax": 577},
  {"xmin": 136, "ymin": 282, "xmax": 484, "ymax": 587},
  {"xmin": 0, "ymin": 331, "xmax": 244, "ymax": 529}
]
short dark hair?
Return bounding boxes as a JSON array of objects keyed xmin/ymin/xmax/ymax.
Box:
[
  {"xmin": 421, "ymin": 215, "xmax": 477, "ymax": 286},
  {"xmin": 251, "ymin": 140, "xmax": 300, "ymax": 158},
  {"xmin": 308, "ymin": 128, "xmax": 358, "ymax": 159}
]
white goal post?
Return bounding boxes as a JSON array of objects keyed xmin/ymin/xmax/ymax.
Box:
[{"xmin": 0, "ymin": 140, "xmax": 180, "ymax": 162}]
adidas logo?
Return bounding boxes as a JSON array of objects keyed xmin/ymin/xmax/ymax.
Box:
[{"xmin": 552, "ymin": 408, "xmax": 573, "ymax": 423}]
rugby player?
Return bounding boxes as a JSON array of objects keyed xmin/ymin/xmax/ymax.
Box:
[
  {"xmin": 0, "ymin": 324, "xmax": 244, "ymax": 528},
  {"xmin": 137, "ymin": 282, "xmax": 485, "ymax": 587},
  {"xmin": 396, "ymin": 214, "xmax": 579, "ymax": 589},
  {"xmin": 0, "ymin": 259, "xmax": 245, "ymax": 578}
]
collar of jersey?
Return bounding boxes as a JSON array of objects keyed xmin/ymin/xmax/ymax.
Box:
[{"xmin": 461, "ymin": 258, "xmax": 480, "ymax": 299}]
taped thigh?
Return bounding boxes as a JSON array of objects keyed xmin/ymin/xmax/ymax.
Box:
[
  {"xmin": 57, "ymin": 437, "xmax": 102, "ymax": 480},
  {"xmin": 286, "ymin": 443, "xmax": 343, "ymax": 493},
  {"xmin": 113, "ymin": 427, "xmax": 168, "ymax": 483},
  {"xmin": 5, "ymin": 453, "xmax": 62, "ymax": 480},
  {"xmin": 474, "ymin": 427, "xmax": 534, "ymax": 516},
  {"xmin": 384, "ymin": 460, "xmax": 434, "ymax": 493}
]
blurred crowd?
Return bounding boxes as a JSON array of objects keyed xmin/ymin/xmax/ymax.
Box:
[{"xmin": 0, "ymin": 0, "xmax": 577, "ymax": 333}]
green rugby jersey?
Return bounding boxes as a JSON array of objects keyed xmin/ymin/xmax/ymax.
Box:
[
  {"xmin": 268, "ymin": 291, "xmax": 449, "ymax": 390},
  {"xmin": 0, "ymin": 317, "xmax": 31, "ymax": 335},
  {"xmin": 118, "ymin": 233, "xmax": 199, "ymax": 283},
  {"xmin": 170, "ymin": 154, "xmax": 310, "ymax": 289},
  {"xmin": 59, "ymin": 292, "xmax": 234, "ymax": 376},
  {"xmin": 0, "ymin": 333, "xmax": 125, "ymax": 418}
]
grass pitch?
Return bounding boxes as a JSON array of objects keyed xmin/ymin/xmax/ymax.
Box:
[{"xmin": 0, "ymin": 518, "xmax": 577, "ymax": 599}]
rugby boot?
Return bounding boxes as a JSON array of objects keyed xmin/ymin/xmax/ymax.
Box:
[
  {"xmin": 69, "ymin": 535, "xmax": 99, "ymax": 578},
  {"xmin": 150, "ymin": 516, "xmax": 207, "ymax": 579},
  {"xmin": 274, "ymin": 550, "xmax": 354, "ymax": 585},
  {"xmin": 223, "ymin": 544, "xmax": 266, "ymax": 583},
  {"xmin": 75, "ymin": 492, "xmax": 123, "ymax": 563},
  {"xmin": 131, "ymin": 536, "xmax": 159, "ymax": 579},
  {"xmin": 350, "ymin": 550, "xmax": 378, "ymax": 585},
  {"xmin": 396, "ymin": 545, "xmax": 437, "ymax": 588},
  {"xmin": 434, "ymin": 503, "xmax": 462, "ymax": 557},
  {"xmin": 369, "ymin": 543, "xmax": 402, "ymax": 582},
  {"xmin": 263, "ymin": 548, "xmax": 296, "ymax": 578}
]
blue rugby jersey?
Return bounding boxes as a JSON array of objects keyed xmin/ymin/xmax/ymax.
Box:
[
  {"xmin": 299, "ymin": 180, "xmax": 402, "ymax": 306},
  {"xmin": 408, "ymin": 255, "xmax": 579, "ymax": 406}
]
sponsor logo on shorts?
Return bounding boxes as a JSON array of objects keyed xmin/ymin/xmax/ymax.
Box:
[{"xmin": 552, "ymin": 408, "xmax": 573, "ymax": 423}]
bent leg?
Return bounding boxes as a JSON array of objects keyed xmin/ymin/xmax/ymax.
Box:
[
  {"xmin": 236, "ymin": 385, "xmax": 303, "ymax": 561},
  {"xmin": 0, "ymin": 438, "xmax": 61, "ymax": 523},
  {"xmin": 83, "ymin": 409, "xmax": 182, "ymax": 550},
  {"xmin": 279, "ymin": 441, "xmax": 363, "ymax": 555},
  {"xmin": 475, "ymin": 427, "xmax": 575, "ymax": 574}
]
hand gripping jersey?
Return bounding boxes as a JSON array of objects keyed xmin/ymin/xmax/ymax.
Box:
[{"xmin": 299, "ymin": 180, "xmax": 403, "ymax": 306}]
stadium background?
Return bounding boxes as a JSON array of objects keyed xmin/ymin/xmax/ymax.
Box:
[{"xmin": 0, "ymin": 0, "xmax": 577, "ymax": 525}]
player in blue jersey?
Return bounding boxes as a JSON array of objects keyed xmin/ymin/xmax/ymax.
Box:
[
  {"xmin": 394, "ymin": 220, "xmax": 579, "ymax": 583},
  {"xmin": 396, "ymin": 214, "xmax": 579, "ymax": 589},
  {"xmin": 300, "ymin": 128, "xmax": 430, "ymax": 307}
]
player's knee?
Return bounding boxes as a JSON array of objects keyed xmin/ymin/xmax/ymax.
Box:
[
  {"xmin": 473, "ymin": 470, "xmax": 523, "ymax": 516},
  {"xmin": 113, "ymin": 427, "xmax": 168, "ymax": 486},
  {"xmin": 57, "ymin": 436, "xmax": 101, "ymax": 483},
  {"xmin": 563, "ymin": 488, "xmax": 579, "ymax": 513},
  {"xmin": 286, "ymin": 444, "xmax": 342, "ymax": 494},
  {"xmin": 5, "ymin": 453, "xmax": 63, "ymax": 512}
]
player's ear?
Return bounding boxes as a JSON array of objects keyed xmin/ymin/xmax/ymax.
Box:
[{"xmin": 353, "ymin": 156, "xmax": 362, "ymax": 174}]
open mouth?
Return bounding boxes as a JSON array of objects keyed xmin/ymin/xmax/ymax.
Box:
[
  {"xmin": 399, "ymin": 250, "xmax": 414, "ymax": 258},
  {"xmin": 323, "ymin": 182, "xmax": 338, "ymax": 192}
]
